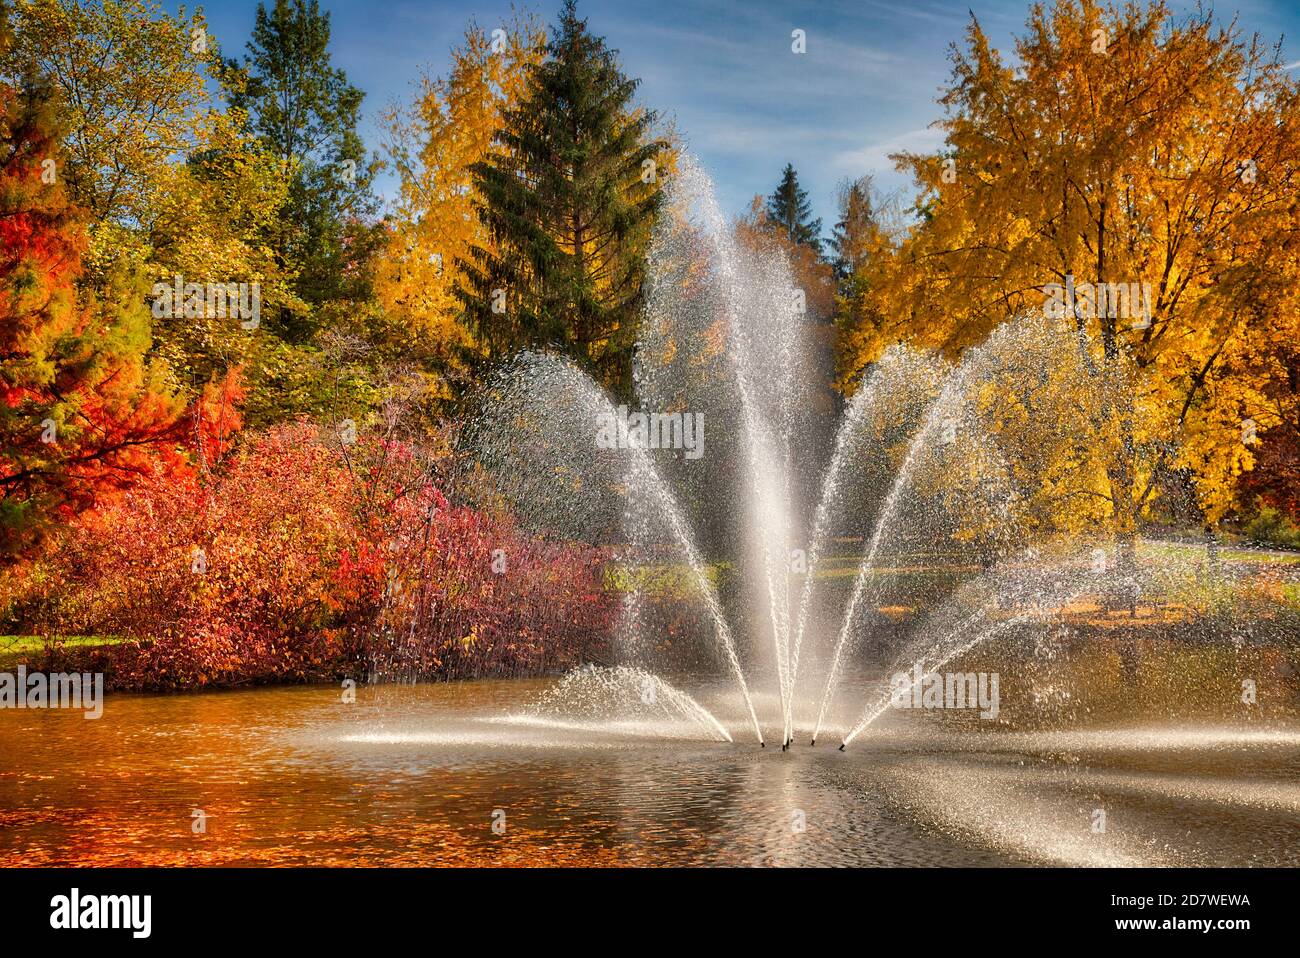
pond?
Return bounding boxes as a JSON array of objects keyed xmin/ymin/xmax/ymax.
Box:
[{"xmin": 2, "ymin": 674, "xmax": 1298, "ymax": 867}]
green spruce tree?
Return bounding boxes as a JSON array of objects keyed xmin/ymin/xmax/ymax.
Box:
[
  {"xmin": 766, "ymin": 163, "xmax": 822, "ymax": 256},
  {"xmin": 456, "ymin": 0, "xmax": 666, "ymax": 395},
  {"xmin": 223, "ymin": 0, "xmax": 381, "ymax": 338}
]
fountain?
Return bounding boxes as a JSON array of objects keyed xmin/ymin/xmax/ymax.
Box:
[
  {"xmin": 465, "ymin": 155, "xmax": 1297, "ymax": 755},
  {"xmin": 4, "ymin": 156, "xmax": 1296, "ymax": 870}
]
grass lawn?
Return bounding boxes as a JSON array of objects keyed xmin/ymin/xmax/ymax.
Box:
[
  {"xmin": 1140, "ymin": 540, "xmax": 1300, "ymax": 566},
  {"xmin": 0, "ymin": 635, "xmax": 127, "ymax": 671}
]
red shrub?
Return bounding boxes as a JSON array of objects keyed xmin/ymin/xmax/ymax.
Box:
[{"xmin": 31, "ymin": 421, "xmax": 614, "ymax": 689}]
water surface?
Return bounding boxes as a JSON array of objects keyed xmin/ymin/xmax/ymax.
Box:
[{"xmin": 2, "ymin": 678, "xmax": 1297, "ymax": 866}]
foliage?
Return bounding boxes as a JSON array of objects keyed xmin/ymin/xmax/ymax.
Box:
[
  {"xmin": 19, "ymin": 422, "xmax": 613, "ymax": 687},
  {"xmin": 838, "ymin": 0, "xmax": 1300, "ymax": 542},
  {"xmin": 0, "ymin": 75, "xmax": 185, "ymax": 556},
  {"xmin": 830, "ymin": 176, "xmax": 875, "ymax": 279},
  {"xmin": 375, "ymin": 12, "xmax": 544, "ymax": 405},
  {"xmin": 0, "ymin": 0, "xmax": 309, "ymax": 429},
  {"xmin": 1240, "ymin": 500, "xmax": 1300, "ymax": 551},
  {"xmin": 222, "ymin": 0, "xmax": 383, "ymax": 329},
  {"xmin": 0, "ymin": 0, "xmax": 293, "ymax": 298},
  {"xmin": 1237, "ymin": 343, "xmax": 1300, "ymax": 519}
]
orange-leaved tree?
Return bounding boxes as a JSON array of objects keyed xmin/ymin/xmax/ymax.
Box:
[{"xmin": 0, "ymin": 72, "xmax": 185, "ymax": 556}]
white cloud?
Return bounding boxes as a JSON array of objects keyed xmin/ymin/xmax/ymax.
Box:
[{"xmin": 830, "ymin": 126, "xmax": 946, "ymax": 176}]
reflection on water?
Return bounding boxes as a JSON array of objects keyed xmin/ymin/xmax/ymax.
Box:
[{"xmin": 1, "ymin": 676, "xmax": 1298, "ymax": 867}]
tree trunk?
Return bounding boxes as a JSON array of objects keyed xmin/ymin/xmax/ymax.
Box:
[{"xmin": 1108, "ymin": 380, "xmax": 1140, "ymax": 618}]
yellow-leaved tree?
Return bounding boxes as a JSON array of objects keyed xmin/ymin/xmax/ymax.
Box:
[
  {"xmin": 839, "ymin": 0, "xmax": 1300, "ymax": 565},
  {"xmin": 376, "ymin": 14, "xmax": 544, "ymax": 403}
]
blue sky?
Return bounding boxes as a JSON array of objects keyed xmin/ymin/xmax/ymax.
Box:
[{"xmin": 193, "ymin": 0, "xmax": 1300, "ymax": 233}]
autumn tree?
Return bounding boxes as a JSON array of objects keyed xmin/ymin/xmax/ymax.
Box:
[
  {"xmin": 376, "ymin": 14, "xmax": 544, "ymax": 405},
  {"xmin": 0, "ymin": 0, "xmax": 297, "ymax": 425},
  {"xmin": 0, "ymin": 0, "xmax": 291, "ymax": 292},
  {"xmin": 831, "ymin": 175, "xmax": 911, "ymax": 390},
  {"xmin": 840, "ymin": 0, "xmax": 1300, "ymax": 563},
  {"xmin": 457, "ymin": 0, "xmax": 667, "ymax": 396},
  {"xmin": 830, "ymin": 177, "xmax": 878, "ymax": 279},
  {"xmin": 0, "ymin": 72, "xmax": 184, "ymax": 556}
]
